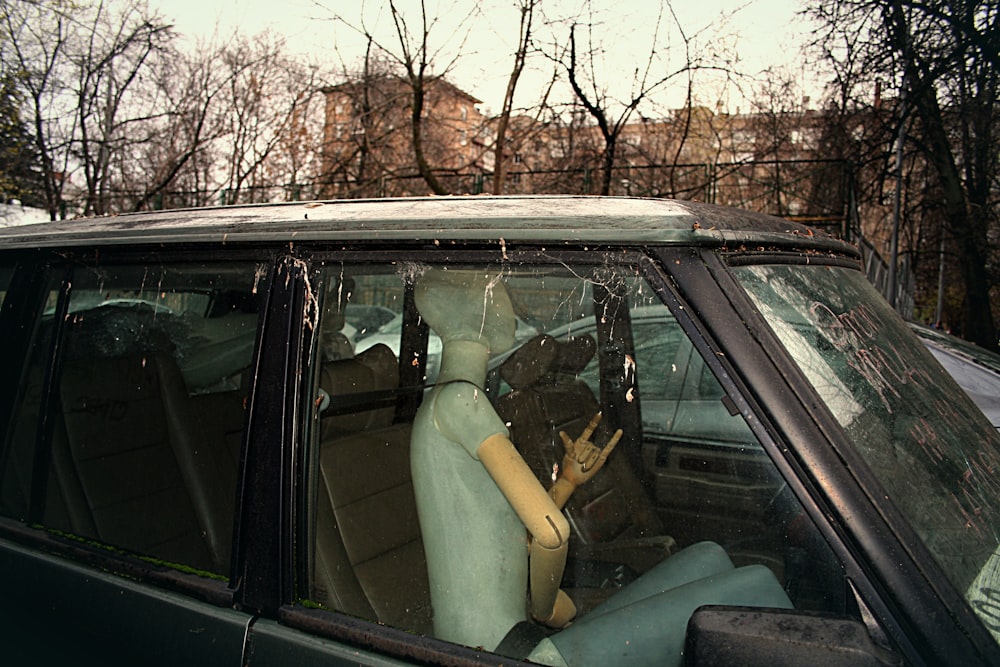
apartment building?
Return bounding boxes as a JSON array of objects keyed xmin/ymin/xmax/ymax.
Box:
[
  {"xmin": 320, "ymin": 76, "xmax": 491, "ymax": 198},
  {"xmin": 320, "ymin": 76, "xmax": 845, "ymax": 223}
]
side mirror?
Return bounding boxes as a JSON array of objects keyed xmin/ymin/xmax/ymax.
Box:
[{"xmin": 684, "ymin": 606, "xmax": 902, "ymax": 667}]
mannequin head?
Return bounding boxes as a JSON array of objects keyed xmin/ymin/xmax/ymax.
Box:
[{"xmin": 415, "ymin": 269, "xmax": 516, "ymax": 355}]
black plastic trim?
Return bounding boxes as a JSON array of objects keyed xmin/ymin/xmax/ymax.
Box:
[
  {"xmin": 234, "ymin": 256, "xmax": 305, "ymax": 615},
  {"xmin": 0, "ymin": 517, "xmax": 235, "ymax": 607},
  {"xmin": 0, "ymin": 252, "xmax": 53, "ymax": 489},
  {"xmin": 279, "ymin": 605, "xmax": 530, "ymax": 667},
  {"xmin": 724, "ymin": 249, "xmax": 862, "ymax": 270}
]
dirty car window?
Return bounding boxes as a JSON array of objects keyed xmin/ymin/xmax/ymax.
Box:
[
  {"xmin": 734, "ymin": 263, "xmax": 1000, "ymax": 642},
  {"xmin": 1, "ymin": 261, "xmax": 263, "ymax": 576},
  {"xmin": 305, "ymin": 258, "xmax": 841, "ymax": 663}
]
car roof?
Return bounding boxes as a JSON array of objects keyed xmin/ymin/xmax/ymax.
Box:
[{"xmin": 0, "ymin": 195, "xmax": 857, "ymax": 256}]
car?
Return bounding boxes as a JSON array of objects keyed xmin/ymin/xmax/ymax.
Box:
[
  {"xmin": 344, "ymin": 303, "xmax": 396, "ymax": 342},
  {"xmin": 911, "ymin": 323, "xmax": 1000, "ymax": 430},
  {"xmin": 356, "ymin": 309, "xmax": 538, "ymax": 380},
  {"xmin": 1, "ymin": 195, "xmax": 999, "ymax": 666}
]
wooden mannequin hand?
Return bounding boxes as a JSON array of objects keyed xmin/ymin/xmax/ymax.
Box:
[{"xmin": 557, "ymin": 412, "xmax": 622, "ymax": 488}]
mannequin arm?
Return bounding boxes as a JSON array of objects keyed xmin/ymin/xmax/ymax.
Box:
[{"xmin": 478, "ymin": 433, "xmax": 576, "ymax": 626}]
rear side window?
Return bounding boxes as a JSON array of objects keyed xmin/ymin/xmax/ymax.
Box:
[
  {"xmin": 0, "ymin": 260, "xmax": 265, "ymax": 577},
  {"xmin": 0, "ymin": 264, "xmax": 11, "ymax": 306}
]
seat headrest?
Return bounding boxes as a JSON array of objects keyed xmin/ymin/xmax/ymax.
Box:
[
  {"xmin": 499, "ymin": 335, "xmax": 558, "ymax": 389},
  {"xmin": 499, "ymin": 332, "xmax": 597, "ymax": 389},
  {"xmin": 320, "ymin": 343, "xmax": 399, "ymax": 435},
  {"xmin": 550, "ymin": 334, "xmax": 597, "ymax": 374}
]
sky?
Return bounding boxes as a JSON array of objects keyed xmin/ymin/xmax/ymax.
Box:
[{"xmin": 151, "ymin": 0, "xmax": 825, "ymax": 114}]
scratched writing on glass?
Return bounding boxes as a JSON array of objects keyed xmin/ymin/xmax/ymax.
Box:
[{"xmin": 809, "ymin": 299, "xmax": 1000, "ymax": 539}]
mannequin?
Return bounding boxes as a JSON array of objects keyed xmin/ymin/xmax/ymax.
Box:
[
  {"xmin": 411, "ymin": 269, "xmax": 619, "ymax": 650},
  {"xmin": 411, "ymin": 268, "xmax": 792, "ymax": 666}
]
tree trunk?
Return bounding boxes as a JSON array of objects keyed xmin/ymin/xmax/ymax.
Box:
[
  {"xmin": 410, "ymin": 81, "xmax": 448, "ymax": 195},
  {"xmin": 493, "ymin": 0, "xmax": 533, "ymax": 195},
  {"xmin": 600, "ymin": 137, "xmax": 616, "ymax": 196},
  {"xmin": 913, "ymin": 91, "xmax": 995, "ymax": 349},
  {"xmin": 882, "ymin": 0, "xmax": 996, "ymax": 350}
]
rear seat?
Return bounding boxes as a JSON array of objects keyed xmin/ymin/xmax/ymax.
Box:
[
  {"xmin": 2, "ymin": 306, "xmax": 245, "ymax": 575},
  {"xmin": 313, "ymin": 343, "xmax": 431, "ymax": 634},
  {"xmin": 58, "ymin": 353, "xmax": 222, "ymax": 570}
]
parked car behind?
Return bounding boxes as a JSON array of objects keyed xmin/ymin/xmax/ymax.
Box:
[
  {"xmin": 911, "ymin": 323, "xmax": 1000, "ymax": 430},
  {"xmin": 1, "ymin": 196, "xmax": 999, "ymax": 666}
]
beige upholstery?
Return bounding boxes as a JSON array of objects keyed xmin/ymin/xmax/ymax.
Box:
[
  {"xmin": 58, "ymin": 353, "xmax": 231, "ymax": 571},
  {"xmin": 313, "ymin": 344, "xmax": 431, "ymax": 634},
  {"xmin": 320, "ymin": 276, "xmax": 356, "ymax": 361},
  {"xmin": 1, "ymin": 330, "xmax": 243, "ymax": 575},
  {"xmin": 159, "ymin": 362, "xmax": 241, "ymax": 570},
  {"xmin": 0, "ymin": 366, "xmax": 96, "ymax": 537},
  {"xmin": 496, "ymin": 334, "xmax": 671, "ymax": 574}
]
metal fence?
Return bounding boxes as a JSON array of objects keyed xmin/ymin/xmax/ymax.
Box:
[{"xmin": 83, "ymin": 157, "xmax": 915, "ymax": 316}]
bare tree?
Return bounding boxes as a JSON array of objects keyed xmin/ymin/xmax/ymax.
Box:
[
  {"xmin": 811, "ymin": 0, "xmax": 1000, "ymax": 349},
  {"xmin": 327, "ymin": 0, "xmax": 479, "ymax": 196},
  {"xmin": 492, "ymin": 0, "xmax": 536, "ymax": 195},
  {"xmin": 384, "ymin": 0, "xmax": 467, "ymax": 195},
  {"xmin": 1, "ymin": 0, "xmax": 189, "ymax": 216},
  {"xmin": 321, "ymin": 40, "xmax": 413, "ymax": 198},
  {"xmin": 555, "ymin": 2, "xmax": 695, "ymax": 195},
  {"xmin": 266, "ymin": 85, "xmax": 324, "ymax": 202},
  {"xmin": 127, "ymin": 40, "xmax": 234, "ymax": 210},
  {"xmin": 72, "ymin": 0, "xmax": 172, "ymax": 216},
  {"xmin": 219, "ymin": 33, "xmax": 319, "ymax": 204},
  {"xmin": 1, "ymin": 1, "xmax": 331, "ymax": 213},
  {"xmin": 0, "ymin": 0, "xmax": 75, "ymax": 219}
]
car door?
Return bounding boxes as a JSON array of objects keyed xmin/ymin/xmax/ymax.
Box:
[
  {"xmin": 237, "ymin": 247, "xmax": 909, "ymax": 667},
  {"xmin": 0, "ymin": 250, "xmax": 270, "ymax": 665}
]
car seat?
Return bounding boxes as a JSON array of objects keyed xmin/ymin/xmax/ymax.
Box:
[{"xmin": 495, "ymin": 333, "xmax": 674, "ymax": 585}]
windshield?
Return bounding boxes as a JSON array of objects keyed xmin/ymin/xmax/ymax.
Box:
[{"xmin": 733, "ymin": 263, "xmax": 1000, "ymax": 643}]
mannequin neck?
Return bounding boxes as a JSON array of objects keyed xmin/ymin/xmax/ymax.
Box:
[{"xmin": 436, "ymin": 339, "xmax": 491, "ymax": 387}]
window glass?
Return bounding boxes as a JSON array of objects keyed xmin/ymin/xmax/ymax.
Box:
[
  {"xmin": 0, "ymin": 270, "xmax": 61, "ymax": 521},
  {"xmin": 0, "ymin": 263, "xmax": 12, "ymax": 307},
  {"xmin": 734, "ymin": 263, "xmax": 1000, "ymax": 646},
  {"xmin": 0, "ymin": 260, "xmax": 264, "ymax": 577},
  {"xmin": 321, "ymin": 271, "xmax": 407, "ymax": 362},
  {"xmin": 304, "ymin": 259, "xmax": 843, "ymax": 664}
]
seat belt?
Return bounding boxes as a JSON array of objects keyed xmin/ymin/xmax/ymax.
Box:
[{"xmin": 494, "ymin": 620, "xmax": 554, "ymax": 660}]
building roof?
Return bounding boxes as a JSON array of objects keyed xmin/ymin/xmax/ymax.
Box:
[
  {"xmin": 322, "ymin": 76, "xmax": 482, "ymax": 105},
  {"xmin": 0, "ymin": 195, "xmax": 856, "ymax": 256}
]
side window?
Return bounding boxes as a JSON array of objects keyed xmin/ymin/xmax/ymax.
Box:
[
  {"xmin": 0, "ymin": 260, "xmax": 263, "ymax": 577},
  {"xmin": 302, "ymin": 259, "xmax": 844, "ymax": 664},
  {"xmin": 0, "ymin": 263, "xmax": 12, "ymax": 306},
  {"xmin": 307, "ymin": 265, "xmax": 427, "ymax": 629},
  {"xmin": 319, "ymin": 271, "xmax": 407, "ymax": 363},
  {"xmin": 632, "ymin": 315, "xmax": 688, "ymax": 401}
]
